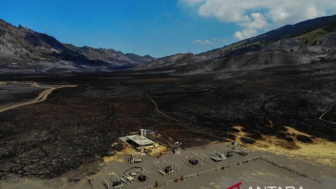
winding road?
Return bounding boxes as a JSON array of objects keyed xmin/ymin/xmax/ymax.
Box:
[
  {"xmin": 0, "ymin": 82, "xmax": 77, "ymax": 113},
  {"xmin": 319, "ymin": 102, "xmax": 336, "ymax": 125}
]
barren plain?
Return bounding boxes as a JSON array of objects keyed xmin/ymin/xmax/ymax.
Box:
[{"xmin": 0, "ymin": 61, "xmax": 336, "ymax": 188}]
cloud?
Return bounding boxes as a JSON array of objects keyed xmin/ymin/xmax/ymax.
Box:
[
  {"xmin": 234, "ymin": 29, "xmax": 257, "ymax": 40},
  {"xmin": 239, "ymin": 13, "xmax": 269, "ymax": 29},
  {"xmin": 193, "ymin": 37, "xmax": 226, "ymax": 45},
  {"xmin": 193, "ymin": 39, "xmax": 212, "ymax": 45},
  {"xmin": 211, "ymin": 37, "xmax": 226, "ymax": 43},
  {"xmin": 180, "ymin": 0, "xmax": 336, "ymax": 40}
]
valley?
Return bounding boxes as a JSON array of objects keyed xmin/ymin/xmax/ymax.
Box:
[
  {"xmin": 1, "ymin": 61, "xmax": 336, "ymax": 181},
  {"xmin": 1, "ymin": 10, "xmax": 336, "ymax": 189}
]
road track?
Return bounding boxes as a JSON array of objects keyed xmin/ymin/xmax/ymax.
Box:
[
  {"xmin": 319, "ymin": 102, "xmax": 336, "ymax": 125},
  {"xmin": 146, "ymin": 93, "xmax": 231, "ymax": 141},
  {"xmin": 0, "ymin": 82, "xmax": 77, "ymax": 113}
]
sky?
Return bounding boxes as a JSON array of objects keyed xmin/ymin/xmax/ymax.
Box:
[{"xmin": 0, "ymin": 0, "xmax": 335, "ymax": 58}]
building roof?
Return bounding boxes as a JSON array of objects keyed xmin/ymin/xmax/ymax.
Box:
[{"xmin": 127, "ymin": 135, "xmax": 155, "ymax": 146}]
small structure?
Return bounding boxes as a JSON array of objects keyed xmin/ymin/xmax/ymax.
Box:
[
  {"xmin": 108, "ymin": 172, "xmax": 123, "ymax": 189},
  {"xmin": 139, "ymin": 129, "xmax": 146, "ymax": 137},
  {"xmin": 227, "ymin": 151, "xmax": 234, "ymax": 158},
  {"xmin": 122, "ymin": 167, "xmax": 151, "ymax": 183},
  {"xmin": 139, "ymin": 129, "xmax": 155, "ymax": 137},
  {"xmin": 184, "ymin": 152, "xmax": 208, "ymax": 167},
  {"xmin": 217, "ymin": 144, "xmax": 248, "ymax": 158},
  {"xmin": 112, "ymin": 181, "xmax": 122, "ymax": 188},
  {"xmin": 211, "ymin": 151, "xmax": 225, "ymax": 162},
  {"xmin": 145, "ymin": 130, "xmax": 155, "ymax": 137},
  {"xmin": 138, "ymin": 174, "xmax": 147, "ymax": 182},
  {"xmin": 192, "ymin": 151, "xmax": 211, "ymax": 164},
  {"xmin": 189, "ymin": 158, "xmax": 199, "ymax": 166},
  {"xmin": 238, "ymin": 151, "xmax": 248, "ymax": 156},
  {"xmin": 164, "ymin": 165, "xmax": 173, "ymax": 173},
  {"xmin": 172, "ymin": 147, "xmax": 180, "ymax": 154},
  {"xmin": 152, "ymin": 159, "xmax": 179, "ymax": 176},
  {"xmin": 232, "ymin": 141, "xmax": 238, "ymax": 146},
  {"xmin": 129, "ymin": 155, "xmax": 142, "ymax": 164}
]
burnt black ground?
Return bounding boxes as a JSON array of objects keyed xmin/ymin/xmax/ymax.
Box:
[{"xmin": 0, "ymin": 61, "xmax": 336, "ymax": 179}]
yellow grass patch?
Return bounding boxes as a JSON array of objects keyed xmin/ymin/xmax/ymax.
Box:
[
  {"xmin": 103, "ymin": 155, "xmax": 125, "ymax": 163},
  {"xmin": 103, "ymin": 145, "xmax": 137, "ymax": 163},
  {"xmin": 232, "ymin": 126, "xmax": 336, "ymax": 167},
  {"xmin": 146, "ymin": 146, "xmax": 170, "ymax": 157}
]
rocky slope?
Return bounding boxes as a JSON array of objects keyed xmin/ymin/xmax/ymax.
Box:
[
  {"xmin": 63, "ymin": 44, "xmax": 155, "ymax": 67},
  {"xmin": 136, "ymin": 14, "xmax": 336, "ymax": 74},
  {"xmin": 0, "ymin": 19, "xmax": 155, "ymax": 74},
  {"xmin": 134, "ymin": 53, "xmax": 203, "ymax": 71}
]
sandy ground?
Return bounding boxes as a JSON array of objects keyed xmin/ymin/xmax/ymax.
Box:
[{"xmin": 1, "ymin": 142, "xmax": 335, "ymax": 189}]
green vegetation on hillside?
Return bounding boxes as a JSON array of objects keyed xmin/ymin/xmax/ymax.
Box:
[
  {"xmin": 200, "ymin": 15, "xmax": 336, "ymax": 58},
  {"xmin": 299, "ymin": 28, "xmax": 330, "ymax": 45},
  {"xmin": 298, "ymin": 21, "xmax": 336, "ymax": 45}
]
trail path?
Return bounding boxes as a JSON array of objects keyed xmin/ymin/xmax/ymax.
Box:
[
  {"xmin": 146, "ymin": 93, "xmax": 229, "ymax": 141},
  {"xmin": 238, "ymin": 81, "xmax": 336, "ymax": 125},
  {"xmin": 146, "ymin": 93, "xmax": 184, "ymax": 124},
  {"xmin": 319, "ymin": 102, "xmax": 336, "ymax": 125},
  {"xmin": 0, "ymin": 82, "xmax": 77, "ymax": 113}
]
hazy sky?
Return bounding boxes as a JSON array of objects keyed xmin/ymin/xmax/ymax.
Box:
[{"xmin": 0, "ymin": 0, "xmax": 335, "ymax": 57}]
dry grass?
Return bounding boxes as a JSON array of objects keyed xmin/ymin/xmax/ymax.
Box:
[
  {"xmin": 146, "ymin": 146, "xmax": 170, "ymax": 157},
  {"xmin": 103, "ymin": 145, "xmax": 137, "ymax": 163},
  {"xmin": 232, "ymin": 126, "xmax": 336, "ymax": 167}
]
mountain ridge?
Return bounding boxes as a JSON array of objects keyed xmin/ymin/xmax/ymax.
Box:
[
  {"xmin": 135, "ymin": 14, "xmax": 336, "ymax": 74},
  {"xmin": 0, "ymin": 19, "xmax": 155, "ymax": 74},
  {"xmin": 2, "ymin": 14, "xmax": 336, "ymax": 74}
]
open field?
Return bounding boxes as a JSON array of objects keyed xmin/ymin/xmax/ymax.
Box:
[
  {"xmin": 0, "ymin": 62, "xmax": 336, "ymax": 188},
  {"xmin": 1, "ymin": 143, "xmax": 335, "ymax": 189}
]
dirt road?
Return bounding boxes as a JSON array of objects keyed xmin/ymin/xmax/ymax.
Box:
[
  {"xmin": 0, "ymin": 83, "xmax": 77, "ymax": 113},
  {"xmin": 146, "ymin": 93, "xmax": 230, "ymax": 142},
  {"xmin": 319, "ymin": 102, "xmax": 336, "ymax": 125}
]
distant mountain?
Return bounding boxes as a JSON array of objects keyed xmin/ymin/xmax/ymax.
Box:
[
  {"xmin": 0, "ymin": 19, "xmax": 155, "ymax": 74},
  {"xmin": 63, "ymin": 44, "xmax": 155, "ymax": 67},
  {"xmin": 2, "ymin": 14, "xmax": 336, "ymax": 75},
  {"xmin": 135, "ymin": 14, "xmax": 336, "ymax": 74},
  {"xmin": 134, "ymin": 53, "xmax": 201, "ymax": 71}
]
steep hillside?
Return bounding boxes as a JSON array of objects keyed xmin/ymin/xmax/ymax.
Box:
[
  {"xmin": 0, "ymin": 19, "xmax": 154, "ymax": 73},
  {"xmin": 199, "ymin": 14, "xmax": 336, "ymax": 59},
  {"xmin": 136, "ymin": 14, "xmax": 336, "ymax": 74}
]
